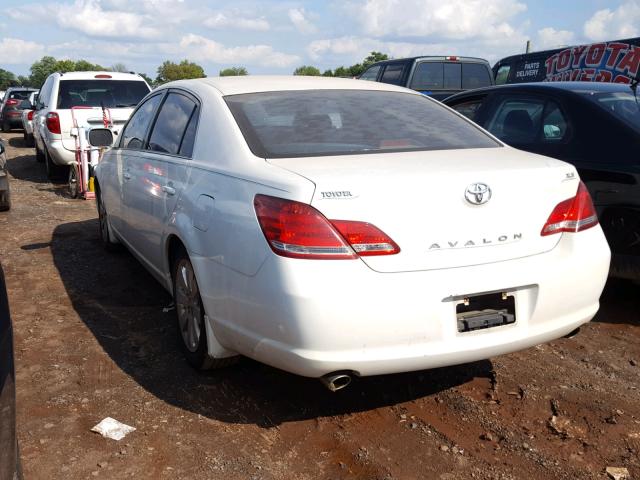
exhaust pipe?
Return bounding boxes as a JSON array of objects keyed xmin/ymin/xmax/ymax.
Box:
[{"xmin": 320, "ymin": 372, "xmax": 352, "ymax": 392}]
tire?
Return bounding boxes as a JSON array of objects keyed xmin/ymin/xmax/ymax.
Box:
[
  {"xmin": 1, "ymin": 120, "xmax": 10, "ymax": 133},
  {"xmin": 172, "ymin": 249, "xmax": 238, "ymax": 370},
  {"xmin": 35, "ymin": 144, "xmax": 45, "ymax": 163},
  {"xmin": 44, "ymin": 148, "xmax": 68, "ymax": 181},
  {"xmin": 68, "ymin": 165, "xmax": 79, "ymax": 199},
  {"xmin": 24, "ymin": 133, "xmax": 34, "ymax": 148},
  {"xmin": 0, "ymin": 189, "xmax": 10, "ymax": 212},
  {"xmin": 96, "ymin": 189, "xmax": 121, "ymax": 252}
]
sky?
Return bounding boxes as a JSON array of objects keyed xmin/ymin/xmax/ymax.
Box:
[{"xmin": 0, "ymin": 0, "xmax": 638, "ymax": 79}]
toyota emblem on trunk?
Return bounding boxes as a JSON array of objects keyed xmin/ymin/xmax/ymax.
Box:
[{"xmin": 465, "ymin": 183, "xmax": 491, "ymax": 205}]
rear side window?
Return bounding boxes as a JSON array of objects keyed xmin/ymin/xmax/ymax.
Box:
[
  {"xmin": 360, "ymin": 65, "xmax": 381, "ymax": 81},
  {"xmin": 57, "ymin": 80, "xmax": 150, "ymax": 109},
  {"xmin": 225, "ymin": 89, "xmax": 499, "ymax": 158},
  {"xmin": 410, "ymin": 62, "xmax": 443, "ymax": 90},
  {"xmin": 120, "ymin": 94, "xmax": 163, "ymax": 150},
  {"xmin": 148, "ymin": 93, "xmax": 198, "ymax": 156},
  {"xmin": 379, "ymin": 64, "xmax": 407, "ymax": 85},
  {"xmin": 462, "ymin": 64, "xmax": 492, "ymax": 89},
  {"xmin": 486, "ymin": 97, "xmax": 568, "ymax": 144},
  {"xmin": 450, "ymin": 98, "xmax": 486, "ymax": 121}
]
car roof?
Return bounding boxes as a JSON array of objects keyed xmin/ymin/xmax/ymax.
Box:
[
  {"xmin": 445, "ymin": 81, "xmax": 636, "ymax": 101},
  {"xmin": 55, "ymin": 71, "xmax": 146, "ymax": 81},
  {"xmin": 370, "ymin": 56, "xmax": 489, "ymax": 65},
  {"xmin": 166, "ymin": 75, "xmax": 418, "ymax": 96}
]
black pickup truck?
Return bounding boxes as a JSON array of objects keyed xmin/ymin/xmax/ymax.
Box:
[{"xmin": 359, "ymin": 56, "xmax": 494, "ymax": 100}]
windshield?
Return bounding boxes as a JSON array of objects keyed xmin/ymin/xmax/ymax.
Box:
[
  {"xmin": 225, "ymin": 90, "xmax": 499, "ymax": 158},
  {"xmin": 582, "ymin": 90, "xmax": 640, "ymax": 132},
  {"xmin": 57, "ymin": 80, "xmax": 150, "ymax": 109}
]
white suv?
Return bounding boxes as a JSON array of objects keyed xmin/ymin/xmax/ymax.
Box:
[{"xmin": 33, "ymin": 71, "xmax": 151, "ymax": 179}]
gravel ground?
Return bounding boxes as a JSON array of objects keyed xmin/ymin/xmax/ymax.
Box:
[{"xmin": 0, "ymin": 131, "xmax": 639, "ymax": 480}]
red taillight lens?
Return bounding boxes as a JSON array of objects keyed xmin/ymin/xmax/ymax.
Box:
[
  {"xmin": 254, "ymin": 195, "xmax": 400, "ymax": 259},
  {"xmin": 27, "ymin": 110, "xmax": 34, "ymax": 120},
  {"xmin": 541, "ymin": 182, "xmax": 598, "ymax": 236},
  {"xmin": 46, "ymin": 112, "xmax": 61, "ymax": 134},
  {"xmin": 5, "ymin": 99, "xmax": 18, "ymax": 106},
  {"xmin": 330, "ymin": 220, "xmax": 400, "ymax": 256},
  {"xmin": 254, "ymin": 195, "xmax": 357, "ymax": 259}
]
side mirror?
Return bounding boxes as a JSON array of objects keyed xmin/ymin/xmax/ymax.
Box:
[{"xmin": 88, "ymin": 128, "xmax": 114, "ymax": 147}]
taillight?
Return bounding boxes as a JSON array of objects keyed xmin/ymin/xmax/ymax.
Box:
[
  {"xmin": 330, "ymin": 220, "xmax": 400, "ymax": 256},
  {"xmin": 541, "ymin": 182, "xmax": 598, "ymax": 236},
  {"xmin": 46, "ymin": 112, "xmax": 61, "ymax": 134},
  {"xmin": 254, "ymin": 195, "xmax": 400, "ymax": 259},
  {"xmin": 27, "ymin": 110, "xmax": 34, "ymax": 121},
  {"xmin": 5, "ymin": 99, "xmax": 19, "ymax": 106}
]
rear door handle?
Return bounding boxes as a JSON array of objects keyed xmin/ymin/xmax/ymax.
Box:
[{"xmin": 162, "ymin": 185, "xmax": 176, "ymax": 196}]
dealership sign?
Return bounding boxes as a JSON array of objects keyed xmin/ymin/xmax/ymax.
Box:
[{"xmin": 543, "ymin": 42, "xmax": 639, "ymax": 83}]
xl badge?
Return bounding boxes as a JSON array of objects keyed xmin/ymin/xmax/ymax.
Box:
[{"xmin": 465, "ymin": 183, "xmax": 491, "ymax": 205}]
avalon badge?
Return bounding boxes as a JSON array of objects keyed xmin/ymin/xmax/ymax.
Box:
[{"xmin": 465, "ymin": 183, "xmax": 491, "ymax": 205}]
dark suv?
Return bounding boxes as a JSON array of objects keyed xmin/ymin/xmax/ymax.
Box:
[
  {"xmin": 1, "ymin": 87, "xmax": 38, "ymax": 132},
  {"xmin": 359, "ymin": 56, "xmax": 494, "ymax": 100}
]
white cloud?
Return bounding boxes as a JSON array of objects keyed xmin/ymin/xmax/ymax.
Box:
[
  {"xmin": 308, "ymin": 36, "xmax": 451, "ymax": 61},
  {"xmin": 177, "ymin": 34, "xmax": 299, "ymax": 68},
  {"xmin": 584, "ymin": 1, "xmax": 640, "ymax": 41},
  {"xmin": 350, "ymin": 0, "xmax": 527, "ymax": 40},
  {"xmin": 0, "ymin": 37, "xmax": 45, "ymax": 64},
  {"xmin": 203, "ymin": 12, "xmax": 270, "ymax": 31},
  {"xmin": 55, "ymin": 0, "xmax": 162, "ymax": 39},
  {"xmin": 288, "ymin": 8, "xmax": 317, "ymax": 34},
  {"xmin": 536, "ymin": 27, "xmax": 574, "ymax": 50}
]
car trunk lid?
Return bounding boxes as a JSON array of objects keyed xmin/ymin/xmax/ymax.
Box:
[{"xmin": 268, "ymin": 147, "xmax": 579, "ymax": 273}]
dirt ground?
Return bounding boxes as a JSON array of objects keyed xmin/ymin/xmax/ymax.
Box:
[{"xmin": 0, "ymin": 131, "xmax": 639, "ymax": 480}]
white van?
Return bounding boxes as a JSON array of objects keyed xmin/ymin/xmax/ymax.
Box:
[{"xmin": 33, "ymin": 71, "xmax": 151, "ymax": 179}]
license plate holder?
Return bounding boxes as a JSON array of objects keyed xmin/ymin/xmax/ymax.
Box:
[{"xmin": 456, "ymin": 292, "xmax": 515, "ymax": 333}]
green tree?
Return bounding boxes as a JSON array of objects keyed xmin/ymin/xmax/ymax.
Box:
[
  {"xmin": 219, "ymin": 66, "xmax": 248, "ymax": 76},
  {"xmin": 0, "ymin": 69, "xmax": 16, "ymax": 90},
  {"xmin": 17, "ymin": 75, "xmax": 32, "ymax": 87},
  {"xmin": 156, "ymin": 60, "xmax": 206, "ymax": 85},
  {"xmin": 74, "ymin": 59, "xmax": 106, "ymax": 71},
  {"xmin": 322, "ymin": 69, "xmax": 334, "ymax": 77},
  {"xmin": 363, "ymin": 51, "xmax": 389, "ymax": 68},
  {"xmin": 293, "ymin": 65, "xmax": 321, "ymax": 76},
  {"xmin": 29, "ymin": 56, "xmax": 58, "ymax": 88},
  {"xmin": 138, "ymin": 73, "xmax": 154, "ymax": 87},
  {"xmin": 111, "ymin": 62, "xmax": 128, "ymax": 73}
]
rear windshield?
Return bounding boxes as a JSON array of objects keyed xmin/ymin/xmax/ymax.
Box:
[
  {"xmin": 582, "ymin": 90, "xmax": 640, "ymax": 132},
  {"xmin": 57, "ymin": 80, "xmax": 150, "ymax": 109},
  {"xmin": 7, "ymin": 90, "xmax": 34, "ymax": 100},
  {"xmin": 225, "ymin": 90, "xmax": 499, "ymax": 158}
]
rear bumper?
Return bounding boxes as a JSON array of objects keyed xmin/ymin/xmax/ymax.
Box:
[
  {"xmin": 45, "ymin": 139, "xmax": 75, "ymax": 166},
  {"xmin": 194, "ymin": 226, "xmax": 611, "ymax": 378}
]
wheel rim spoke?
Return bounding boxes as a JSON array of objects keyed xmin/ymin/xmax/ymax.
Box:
[{"xmin": 176, "ymin": 261, "xmax": 201, "ymax": 352}]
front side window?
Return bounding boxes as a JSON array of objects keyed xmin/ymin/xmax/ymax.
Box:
[
  {"xmin": 495, "ymin": 65, "xmax": 511, "ymax": 85},
  {"xmin": 148, "ymin": 93, "xmax": 198, "ymax": 156},
  {"xmin": 57, "ymin": 80, "xmax": 150, "ymax": 109},
  {"xmin": 360, "ymin": 65, "xmax": 381, "ymax": 81},
  {"xmin": 120, "ymin": 93, "xmax": 163, "ymax": 150},
  {"xmin": 225, "ymin": 89, "xmax": 499, "ymax": 158}
]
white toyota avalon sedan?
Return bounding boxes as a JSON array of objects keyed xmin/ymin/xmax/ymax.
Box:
[{"xmin": 94, "ymin": 76, "xmax": 610, "ymax": 390}]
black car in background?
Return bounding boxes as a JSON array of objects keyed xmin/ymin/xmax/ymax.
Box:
[
  {"xmin": 0, "ymin": 263, "xmax": 21, "ymax": 479},
  {"xmin": 444, "ymin": 82, "xmax": 640, "ymax": 280},
  {"xmin": 0, "ymin": 87, "xmax": 38, "ymax": 132},
  {"xmin": 359, "ymin": 56, "xmax": 494, "ymax": 100}
]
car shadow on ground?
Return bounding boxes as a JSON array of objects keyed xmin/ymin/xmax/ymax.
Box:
[
  {"xmin": 6, "ymin": 155, "xmax": 48, "ymax": 184},
  {"xmin": 592, "ymin": 277, "xmax": 640, "ymax": 326},
  {"xmin": 50, "ymin": 219, "xmax": 493, "ymax": 427},
  {"xmin": 8, "ymin": 137, "xmax": 28, "ymax": 149}
]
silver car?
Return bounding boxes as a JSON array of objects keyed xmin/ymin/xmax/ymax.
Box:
[{"xmin": 0, "ymin": 140, "xmax": 9, "ymax": 211}]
